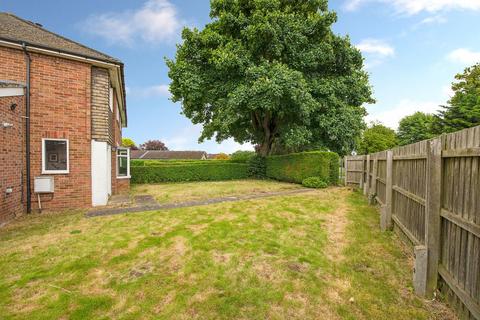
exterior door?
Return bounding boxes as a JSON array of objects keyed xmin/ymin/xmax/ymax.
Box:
[{"xmin": 91, "ymin": 140, "xmax": 112, "ymax": 206}]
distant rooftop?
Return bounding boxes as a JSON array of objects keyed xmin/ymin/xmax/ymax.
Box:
[{"xmin": 0, "ymin": 12, "xmax": 121, "ymax": 64}]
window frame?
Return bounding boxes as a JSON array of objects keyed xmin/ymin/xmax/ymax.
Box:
[
  {"xmin": 116, "ymin": 147, "xmax": 130, "ymax": 179},
  {"xmin": 42, "ymin": 138, "xmax": 69, "ymax": 174}
]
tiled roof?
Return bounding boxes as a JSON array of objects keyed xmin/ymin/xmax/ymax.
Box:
[
  {"xmin": 131, "ymin": 150, "xmax": 208, "ymax": 160},
  {"xmin": 0, "ymin": 12, "xmax": 121, "ymax": 64}
]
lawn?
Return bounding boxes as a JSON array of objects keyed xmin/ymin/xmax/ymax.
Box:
[
  {"xmin": 131, "ymin": 179, "xmax": 302, "ymax": 204},
  {"xmin": 0, "ymin": 182, "xmax": 454, "ymax": 319}
]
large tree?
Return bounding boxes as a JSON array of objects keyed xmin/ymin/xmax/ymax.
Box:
[
  {"xmin": 397, "ymin": 112, "xmax": 436, "ymax": 146},
  {"xmin": 358, "ymin": 123, "xmax": 397, "ymax": 154},
  {"xmin": 437, "ymin": 63, "xmax": 480, "ymax": 133},
  {"xmin": 167, "ymin": 0, "xmax": 373, "ymax": 156}
]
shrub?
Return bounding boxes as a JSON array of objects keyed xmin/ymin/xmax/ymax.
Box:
[
  {"xmin": 247, "ymin": 155, "xmax": 267, "ymax": 178},
  {"xmin": 231, "ymin": 151, "xmax": 256, "ymax": 163},
  {"xmin": 302, "ymin": 177, "xmax": 328, "ymax": 189},
  {"xmin": 131, "ymin": 162, "xmax": 248, "ymax": 183},
  {"xmin": 266, "ymin": 151, "xmax": 339, "ymax": 185},
  {"xmin": 213, "ymin": 153, "xmax": 231, "ymax": 160}
]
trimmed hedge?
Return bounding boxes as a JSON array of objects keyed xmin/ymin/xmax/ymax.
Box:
[
  {"xmin": 266, "ymin": 151, "xmax": 339, "ymax": 185},
  {"xmin": 131, "ymin": 162, "xmax": 249, "ymax": 183},
  {"xmin": 131, "ymin": 159, "xmax": 231, "ymax": 167}
]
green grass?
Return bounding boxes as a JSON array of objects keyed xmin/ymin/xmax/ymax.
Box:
[
  {"xmin": 131, "ymin": 179, "xmax": 302, "ymax": 204},
  {"xmin": 0, "ymin": 184, "xmax": 450, "ymax": 319}
]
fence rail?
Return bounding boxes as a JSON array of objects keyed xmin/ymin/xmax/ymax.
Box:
[{"xmin": 344, "ymin": 125, "xmax": 480, "ymax": 320}]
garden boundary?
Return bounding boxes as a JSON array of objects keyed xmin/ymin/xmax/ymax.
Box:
[{"xmin": 344, "ymin": 125, "xmax": 480, "ymax": 320}]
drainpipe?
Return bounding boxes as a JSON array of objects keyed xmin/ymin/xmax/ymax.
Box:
[{"xmin": 22, "ymin": 43, "xmax": 32, "ymax": 214}]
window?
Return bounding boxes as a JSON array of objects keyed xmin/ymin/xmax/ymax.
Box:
[
  {"xmin": 42, "ymin": 138, "xmax": 69, "ymax": 174},
  {"xmin": 117, "ymin": 148, "xmax": 130, "ymax": 178}
]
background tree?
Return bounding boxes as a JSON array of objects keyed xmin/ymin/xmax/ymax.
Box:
[
  {"xmin": 358, "ymin": 123, "xmax": 397, "ymax": 154},
  {"xmin": 230, "ymin": 150, "xmax": 255, "ymax": 162},
  {"xmin": 397, "ymin": 112, "xmax": 436, "ymax": 145},
  {"xmin": 140, "ymin": 140, "xmax": 169, "ymax": 151},
  {"xmin": 121, "ymin": 138, "xmax": 138, "ymax": 150},
  {"xmin": 213, "ymin": 153, "xmax": 230, "ymax": 160},
  {"xmin": 436, "ymin": 63, "xmax": 480, "ymax": 133},
  {"xmin": 167, "ymin": 0, "xmax": 373, "ymax": 157}
]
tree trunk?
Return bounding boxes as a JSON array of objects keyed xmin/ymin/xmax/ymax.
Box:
[{"xmin": 256, "ymin": 111, "xmax": 279, "ymax": 157}]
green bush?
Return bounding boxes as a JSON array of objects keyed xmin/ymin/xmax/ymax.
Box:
[
  {"xmin": 266, "ymin": 151, "xmax": 339, "ymax": 185},
  {"xmin": 247, "ymin": 155, "xmax": 267, "ymax": 178},
  {"xmin": 230, "ymin": 151, "xmax": 256, "ymax": 163},
  {"xmin": 302, "ymin": 177, "xmax": 328, "ymax": 189},
  {"xmin": 131, "ymin": 162, "xmax": 248, "ymax": 183}
]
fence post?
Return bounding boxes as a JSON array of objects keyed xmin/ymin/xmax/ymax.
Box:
[
  {"xmin": 369, "ymin": 155, "xmax": 378, "ymax": 204},
  {"xmin": 363, "ymin": 155, "xmax": 370, "ymax": 195},
  {"xmin": 381, "ymin": 150, "xmax": 394, "ymax": 231},
  {"xmin": 422, "ymin": 138, "xmax": 442, "ymax": 297},
  {"xmin": 344, "ymin": 157, "xmax": 348, "ymax": 186},
  {"xmin": 359, "ymin": 156, "xmax": 365, "ymax": 190}
]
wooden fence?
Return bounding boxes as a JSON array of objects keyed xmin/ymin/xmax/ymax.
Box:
[{"xmin": 344, "ymin": 125, "xmax": 480, "ymax": 320}]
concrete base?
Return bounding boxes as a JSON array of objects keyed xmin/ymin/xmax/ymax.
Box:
[{"xmin": 413, "ymin": 245, "xmax": 428, "ymax": 297}]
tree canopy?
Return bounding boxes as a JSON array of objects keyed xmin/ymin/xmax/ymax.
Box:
[
  {"xmin": 358, "ymin": 123, "xmax": 397, "ymax": 154},
  {"xmin": 140, "ymin": 140, "xmax": 169, "ymax": 151},
  {"xmin": 397, "ymin": 112, "xmax": 436, "ymax": 146},
  {"xmin": 122, "ymin": 138, "xmax": 138, "ymax": 150},
  {"xmin": 167, "ymin": 0, "xmax": 373, "ymax": 156},
  {"xmin": 437, "ymin": 63, "xmax": 480, "ymax": 133}
]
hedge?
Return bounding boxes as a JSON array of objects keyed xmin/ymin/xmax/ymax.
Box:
[
  {"xmin": 131, "ymin": 159, "xmax": 231, "ymax": 167},
  {"xmin": 266, "ymin": 151, "xmax": 339, "ymax": 185},
  {"xmin": 131, "ymin": 162, "xmax": 249, "ymax": 183}
]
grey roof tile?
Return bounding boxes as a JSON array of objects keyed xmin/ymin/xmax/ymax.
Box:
[{"xmin": 0, "ymin": 12, "xmax": 121, "ymax": 64}]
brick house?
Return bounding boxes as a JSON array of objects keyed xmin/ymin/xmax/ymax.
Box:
[{"xmin": 0, "ymin": 13, "xmax": 130, "ymax": 224}]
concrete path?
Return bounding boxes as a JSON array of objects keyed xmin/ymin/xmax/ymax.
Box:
[{"xmin": 86, "ymin": 188, "xmax": 314, "ymax": 218}]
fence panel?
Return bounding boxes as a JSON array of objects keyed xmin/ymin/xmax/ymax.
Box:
[
  {"xmin": 439, "ymin": 126, "xmax": 480, "ymax": 320},
  {"xmin": 344, "ymin": 155, "xmax": 364, "ymax": 186},
  {"xmin": 344, "ymin": 125, "xmax": 480, "ymax": 320}
]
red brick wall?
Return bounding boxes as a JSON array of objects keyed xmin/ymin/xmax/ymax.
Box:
[
  {"xmin": 0, "ymin": 95, "xmax": 24, "ymax": 223},
  {"xmin": 0, "ymin": 46, "xmax": 92, "ymax": 211}
]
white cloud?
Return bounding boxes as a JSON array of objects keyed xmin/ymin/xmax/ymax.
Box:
[
  {"xmin": 442, "ymin": 84, "xmax": 454, "ymax": 99},
  {"xmin": 417, "ymin": 15, "xmax": 447, "ymax": 25},
  {"xmin": 344, "ymin": 0, "xmax": 480, "ymax": 15},
  {"xmin": 129, "ymin": 84, "xmax": 170, "ymax": 98},
  {"xmin": 447, "ymin": 48, "xmax": 480, "ymax": 65},
  {"xmin": 82, "ymin": 0, "xmax": 181, "ymax": 45},
  {"xmin": 356, "ymin": 39, "xmax": 395, "ymax": 57},
  {"xmin": 366, "ymin": 99, "xmax": 440, "ymax": 129}
]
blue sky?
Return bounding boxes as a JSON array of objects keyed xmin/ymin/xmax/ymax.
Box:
[{"xmin": 3, "ymin": 0, "xmax": 480, "ymax": 153}]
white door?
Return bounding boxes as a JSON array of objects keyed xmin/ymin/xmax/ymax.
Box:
[
  {"xmin": 106, "ymin": 144, "xmax": 112, "ymax": 197},
  {"xmin": 91, "ymin": 140, "xmax": 111, "ymax": 206}
]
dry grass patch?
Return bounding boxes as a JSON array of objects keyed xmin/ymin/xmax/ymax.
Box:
[
  {"xmin": 131, "ymin": 179, "xmax": 302, "ymax": 204},
  {"xmin": 0, "ymin": 183, "xmax": 454, "ymax": 319}
]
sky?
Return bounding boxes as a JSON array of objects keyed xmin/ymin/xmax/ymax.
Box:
[{"xmin": 2, "ymin": 0, "xmax": 480, "ymax": 153}]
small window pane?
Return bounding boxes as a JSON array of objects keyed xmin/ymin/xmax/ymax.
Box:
[
  {"xmin": 118, "ymin": 149, "xmax": 128, "ymax": 156},
  {"xmin": 45, "ymin": 140, "xmax": 67, "ymax": 171},
  {"xmin": 118, "ymin": 156, "xmax": 128, "ymax": 176}
]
